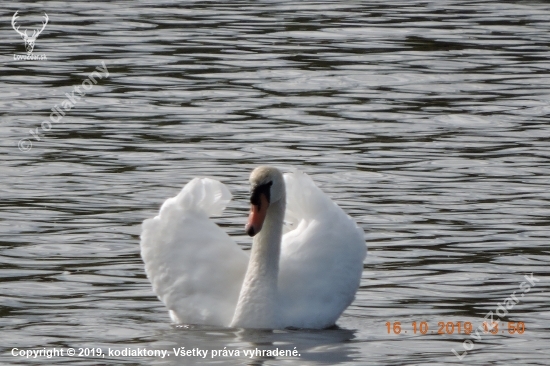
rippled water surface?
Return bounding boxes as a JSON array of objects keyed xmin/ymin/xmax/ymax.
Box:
[{"xmin": 1, "ymin": 1, "xmax": 550, "ymax": 365}]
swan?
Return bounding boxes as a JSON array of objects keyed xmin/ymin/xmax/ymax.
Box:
[{"xmin": 140, "ymin": 166, "xmax": 366, "ymax": 329}]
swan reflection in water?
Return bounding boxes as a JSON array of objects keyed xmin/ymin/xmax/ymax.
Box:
[
  {"xmin": 236, "ymin": 327, "xmax": 359, "ymax": 365},
  {"xmin": 164, "ymin": 324, "xmax": 359, "ymax": 365},
  {"xmin": 141, "ymin": 166, "xmax": 367, "ymax": 329}
]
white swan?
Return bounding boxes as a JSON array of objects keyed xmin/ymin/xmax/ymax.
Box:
[{"xmin": 140, "ymin": 166, "xmax": 366, "ymax": 329}]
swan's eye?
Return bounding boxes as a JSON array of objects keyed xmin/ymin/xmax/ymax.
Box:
[{"xmin": 250, "ymin": 181, "xmax": 273, "ymax": 209}]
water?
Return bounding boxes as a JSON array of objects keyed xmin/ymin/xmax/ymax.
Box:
[{"xmin": 1, "ymin": 0, "xmax": 549, "ymax": 364}]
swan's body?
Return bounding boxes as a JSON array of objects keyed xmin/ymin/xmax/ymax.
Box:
[{"xmin": 141, "ymin": 167, "xmax": 366, "ymax": 329}]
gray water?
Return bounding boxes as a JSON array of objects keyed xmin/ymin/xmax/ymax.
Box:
[{"xmin": 1, "ymin": 1, "xmax": 549, "ymax": 365}]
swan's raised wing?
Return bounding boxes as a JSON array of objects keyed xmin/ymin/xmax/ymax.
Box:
[
  {"xmin": 140, "ymin": 178, "xmax": 248, "ymax": 326},
  {"xmin": 279, "ymin": 171, "xmax": 366, "ymax": 329}
]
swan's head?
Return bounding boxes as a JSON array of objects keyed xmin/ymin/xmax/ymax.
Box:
[{"xmin": 245, "ymin": 166, "xmax": 285, "ymax": 237}]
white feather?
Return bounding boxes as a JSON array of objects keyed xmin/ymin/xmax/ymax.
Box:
[
  {"xmin": 140, "ymin": 178, "xmax": 248, "ymax": 326},
  {"xmin": 279, "ymin": 171, "xmax": 366, "ymax": 328},
  {"xmin": 140, "ymin": 171, "xmax": 366, "ymax": 329}
]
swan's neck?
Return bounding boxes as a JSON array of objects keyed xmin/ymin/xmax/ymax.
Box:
[{"xmin": 230, "ymin": 197, "xmax": 285, "ymax": 329}]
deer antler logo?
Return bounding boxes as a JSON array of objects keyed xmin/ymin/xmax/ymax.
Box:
[{"xmin": 12, "ymin": 11, "xmax": 48, "ymax": 55}]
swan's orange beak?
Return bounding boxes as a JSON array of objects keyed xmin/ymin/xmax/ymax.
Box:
[{"xmin": 245, "ymin": 193, "xmax": 269, "ymax": 237}]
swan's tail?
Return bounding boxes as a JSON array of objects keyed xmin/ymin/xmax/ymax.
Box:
[{"xmin": 158, "ymin": 177, "xmax": 232, "ymax": 218}]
